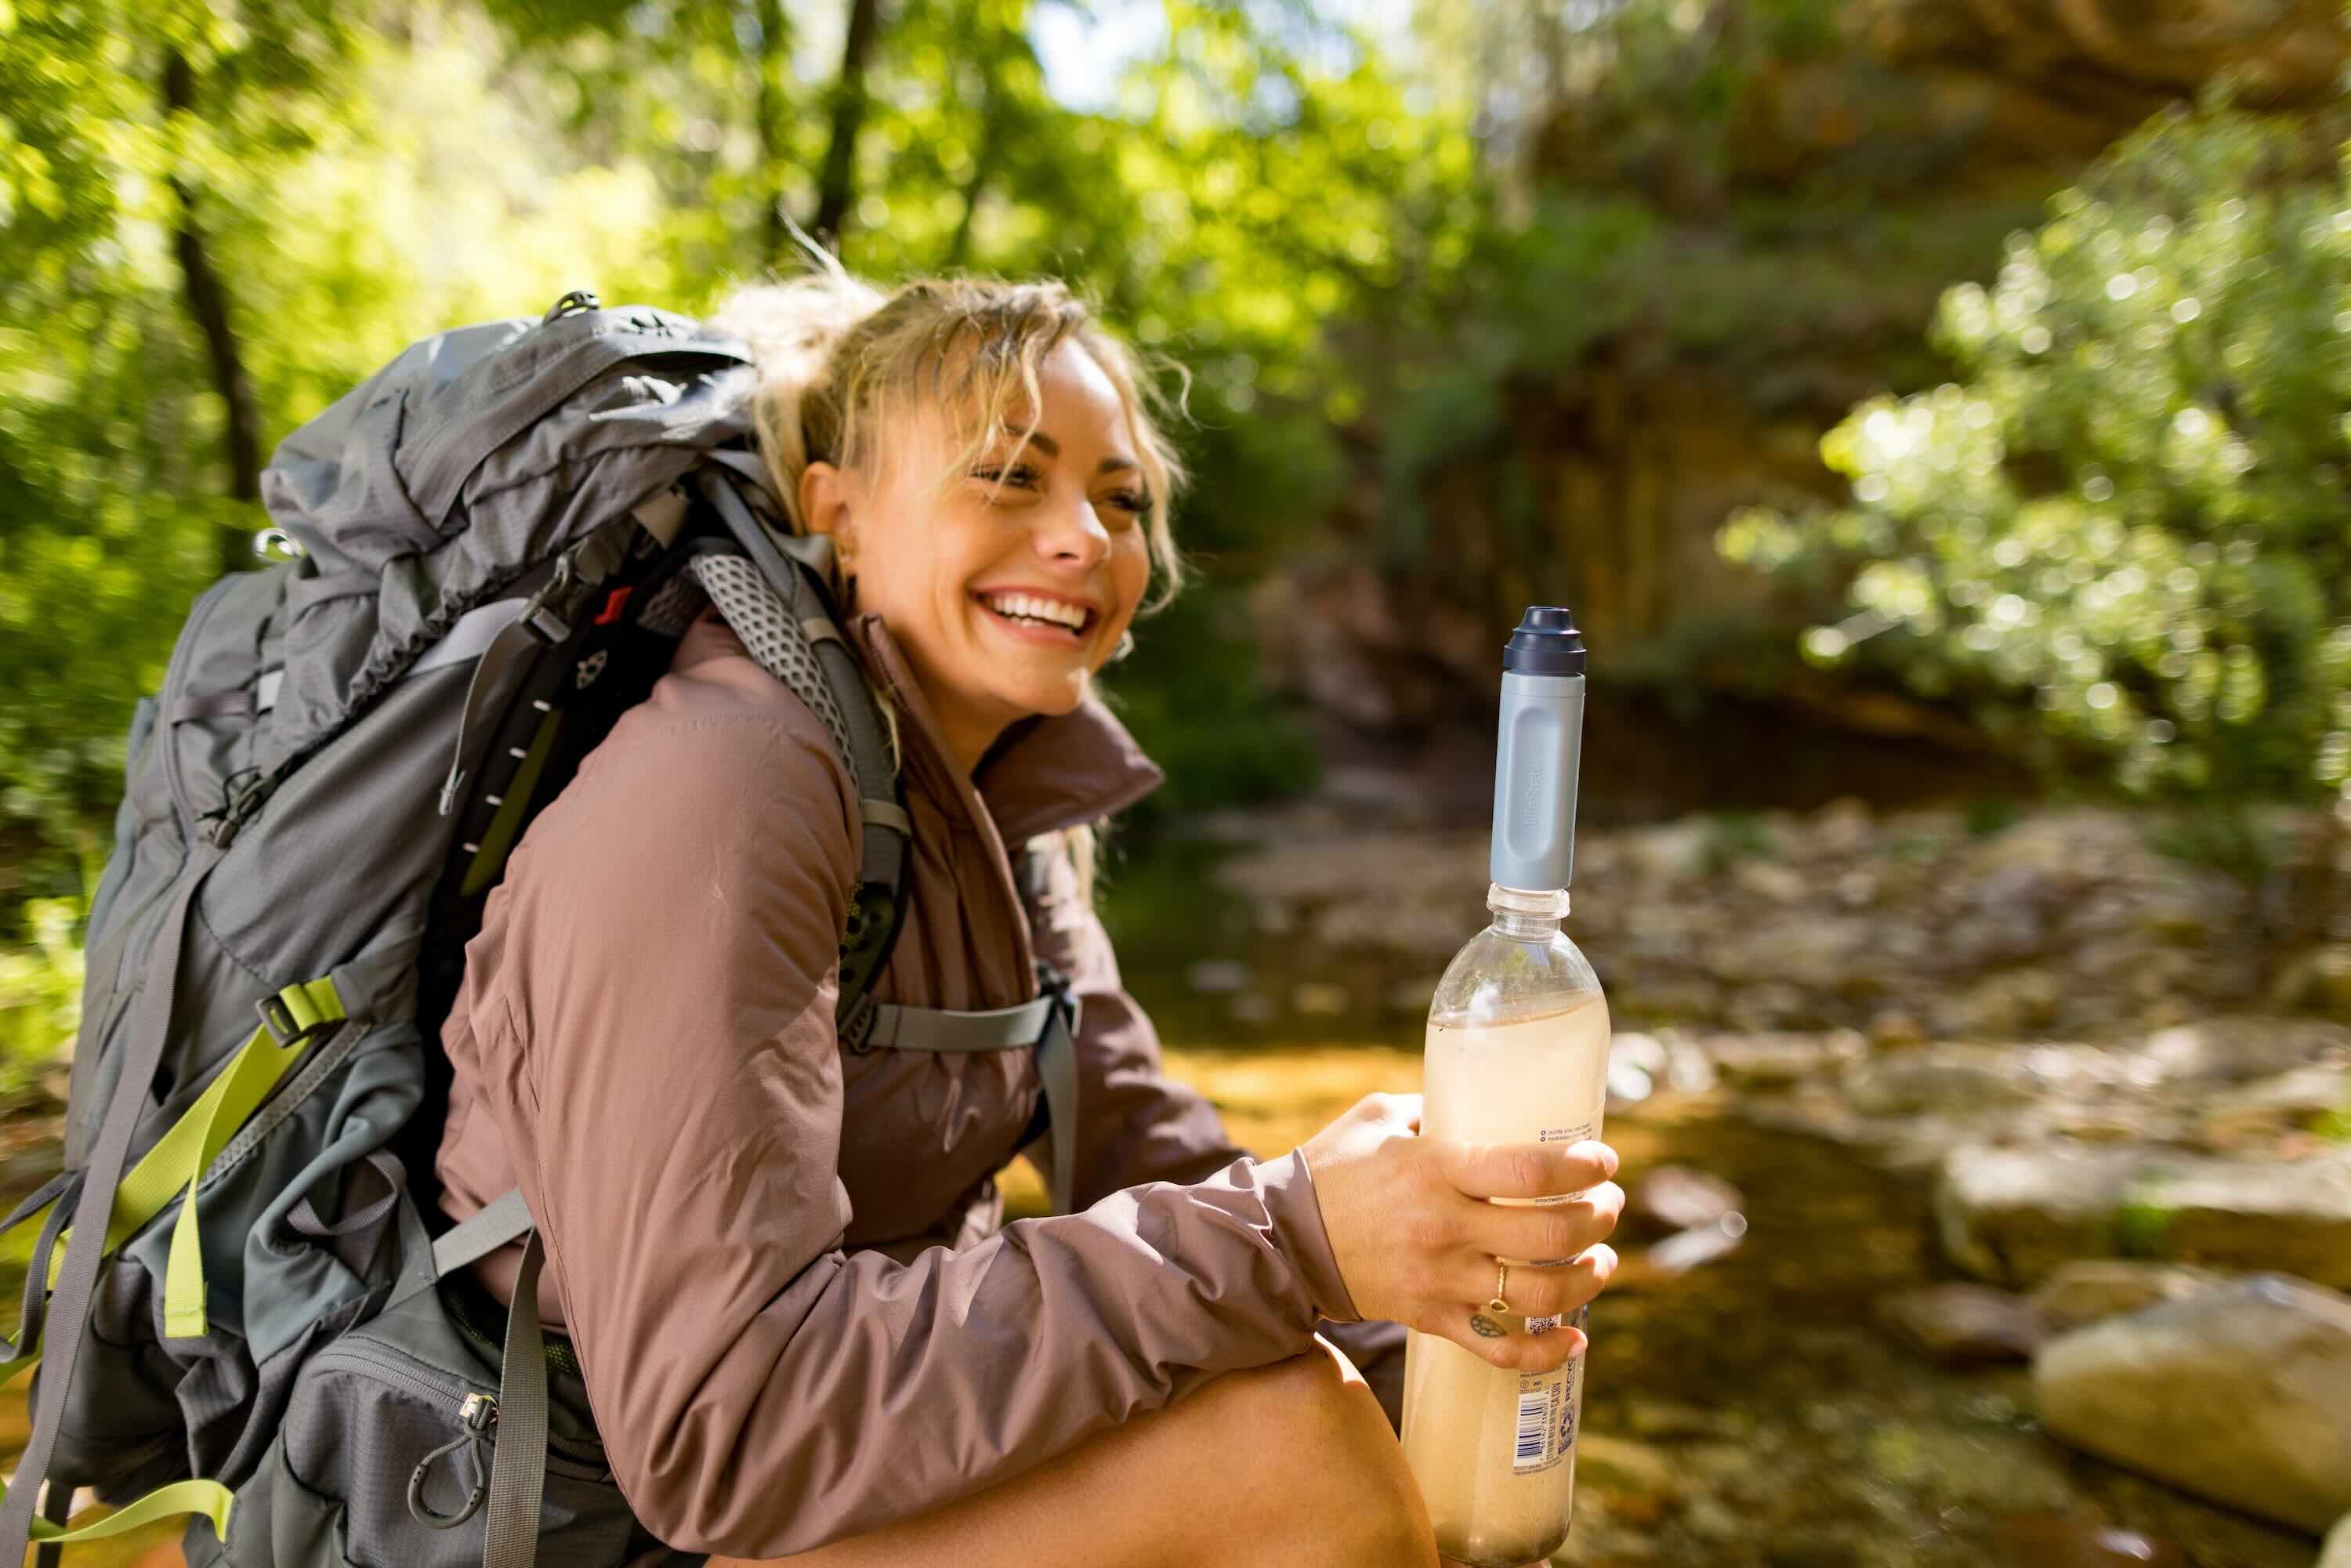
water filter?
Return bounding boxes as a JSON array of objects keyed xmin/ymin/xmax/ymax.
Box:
[{"xmin": 1399, "ymin": 607, "xmax": 1610, "ymax": 1567}]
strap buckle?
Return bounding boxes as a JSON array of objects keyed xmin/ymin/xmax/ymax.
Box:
[
  {"xmin": 839, "ymin": 988, "xmax": 880, "ymax": 1055},
  {"xmin": 1034, "ymin": 962, "xmax": 1080, "ymax": 1044}
]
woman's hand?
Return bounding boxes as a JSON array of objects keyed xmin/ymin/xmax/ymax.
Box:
[{"xmin": 1300, "ymin": 1093, "xmax": 1621, "ymax": 1372}]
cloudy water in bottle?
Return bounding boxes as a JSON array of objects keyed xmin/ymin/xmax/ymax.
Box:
[{"xmin": 1399, "ymin": 608, "xmax": 1611, "ymax": 1567}]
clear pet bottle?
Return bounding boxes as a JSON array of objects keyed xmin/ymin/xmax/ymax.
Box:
[{"xmin": 1400, "ymin": 607, "xmax": 1610, "ymax": 1568}]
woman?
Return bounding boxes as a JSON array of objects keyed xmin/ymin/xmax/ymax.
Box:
[{"xmin": 431, "ymin": 266, "xmax": 1624, "ymax": 1568}]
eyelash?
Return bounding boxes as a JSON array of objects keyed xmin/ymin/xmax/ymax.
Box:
[{"xmin": 971, "ymin": 465, "xmax": 1151, "ymax": 516}]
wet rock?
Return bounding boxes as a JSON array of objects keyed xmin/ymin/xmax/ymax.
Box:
[
  {"xmin": 1623, "ymin": 820, "xmax": 1710, "ymax": 883},
  {"xmin": 1705, "ymin": 1030, "xmax": 1866, "ymax": 1087},
  {"xmin": 1936, "ymin": 1143, "xmax": 2351, "ymax": 1289},
  {"xmin": 2139, "ymin": 1016, "xmax": 2351, "ymax": 1083},
  {"xmin": 1733, "ymin": 860, "xmax": 1808, "ymax": 904},
  {"xmin": 2034, "ymin": 1274, "xmax": 2351, "ymax": 1532},
  {"xmin": 2027, "ymin": 1261, "xmax": 2230, "ymax": 1333},
  {"xmin": 2198, "ymin": 1064, "xmax": 2351, "ymax": 1150},
  {"xmin": 1991, "ymin": 1513, "xmax": 2190, "ymax": 1568},
  {"xmin": 1631, "ymin": 1164, "xmax": 1744, "ymax": 1233},
  {"xmin": 1954, "ymin": 969, "xmax": 2066, "ymax": 1037},
  {"xmin": 1714, "ymin": 915, "xmax": 1875, "ymax": 989},
  {"xmin": 1867, "ymin": 1008, "xmax": 1927, "ymax": 1048},
  {"xmin": 2272, "ymin": 944, "xmax": 2351, "ymax": 1026},
  {"xmin": 1843, "ymin": 1045, "xmax": 2041, "ymax": 1116},
  {"xmin": 1878, "ymin": 1284, "xmax": 2049, "ymax": 1365}
]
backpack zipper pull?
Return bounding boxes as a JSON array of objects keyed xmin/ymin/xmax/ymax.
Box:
[{"xmin": 408, "ymin": 1392, "xmax": 496, "ymax": 1528}]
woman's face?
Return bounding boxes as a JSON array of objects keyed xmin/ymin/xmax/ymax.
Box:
[{"xmin": 799, "ymin": 339, "xmax": 1155, "ymax": 773}]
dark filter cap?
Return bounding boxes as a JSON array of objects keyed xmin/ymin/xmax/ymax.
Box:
[{"xmin": 1503, "ymin": 606, "xmax": 1587, "ymax": 676}]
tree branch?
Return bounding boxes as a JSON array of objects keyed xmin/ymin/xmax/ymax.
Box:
[
  {"xmin": 755, "ymin": 0, "xmax": 792, "ymax": 268},
  {"xmin": 163, "ymin": 49, "xmax": 262, "ymax": 575}
]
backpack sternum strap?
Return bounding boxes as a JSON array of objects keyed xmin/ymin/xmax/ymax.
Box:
[{"xmin": 861, "ymin": 986, "xmax": 1083, "ymax": 1216}]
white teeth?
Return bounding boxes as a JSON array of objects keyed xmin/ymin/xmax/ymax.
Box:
[{"xmin": 983, "ymin": 592, "xmax": 1087, "ymax": 631}]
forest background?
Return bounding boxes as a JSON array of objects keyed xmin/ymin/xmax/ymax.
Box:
[{"xmin": 4, "ymin": 0, "xmax": 2351, "ymax": 1082}]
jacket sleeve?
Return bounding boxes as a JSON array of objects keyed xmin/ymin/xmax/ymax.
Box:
[
  {"xmin": 474, "ymin": 712, "xmax": 1357, "ymax": 1557},
  {"xmin": 1022, "ymin": 837, "xmax": 1412, "ymax": 1422}
]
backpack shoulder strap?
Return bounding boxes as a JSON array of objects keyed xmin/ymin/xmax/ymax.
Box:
[{"xmin": 688, "ymin": 473, "xmax": 911, "ymax": 1036}]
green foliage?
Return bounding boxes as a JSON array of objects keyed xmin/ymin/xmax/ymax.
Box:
[
  {"xmin": 0, "ymin": 893, "xmax": 83, "ymax": 1093},
  {"xmin": 1724, "ymin": 102, "xmax": 2351, "ymax": 803}
]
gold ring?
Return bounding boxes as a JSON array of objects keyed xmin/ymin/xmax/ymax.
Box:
[{"xmin": 1486, "ymin": 1260, "xmax": 1510, "ymax": 1316}]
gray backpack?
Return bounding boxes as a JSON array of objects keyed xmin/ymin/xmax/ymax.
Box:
[{"xmin": 0, "ymin": 293, "xmax": 1083, "ymax": 1568}]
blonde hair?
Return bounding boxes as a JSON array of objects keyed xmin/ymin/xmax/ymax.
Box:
[
  {"xmin": 712, "ymin": 261, "xmax": 1189, "ymax": 902},
  {"xmin": 711, "ymin": 265, "xmax": 1187, "ymax": 608}
]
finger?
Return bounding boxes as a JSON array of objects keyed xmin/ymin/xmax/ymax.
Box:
[
  {"xmin": 1465, "ymin": 1182, "xmax": 1625, "ymax": 1266},
  {"xmin": 1432, "ymin": 1138, "xmax": 1617, "ymax": 1202},
  {"xmin": 1447, "ymin": 1245, "xmax": 1617, "ymax": 1320},
  {"xmin": 1415, "ymin": 1307, "xmax": 1588, "ymax": 1374}
]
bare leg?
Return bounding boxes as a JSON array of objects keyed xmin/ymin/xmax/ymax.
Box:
[{"xmin": 713, "ymin": 1336, "xmax": 1441, "ymax": 1568}]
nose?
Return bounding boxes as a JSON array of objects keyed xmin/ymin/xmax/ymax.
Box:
[{"xmin": 1031, "ymin": 487, "xmax": 1110, "ymax": 572}]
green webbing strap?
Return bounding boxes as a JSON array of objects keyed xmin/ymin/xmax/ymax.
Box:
[
  {"xmin": 0, "ymin": 975, "xmax": 345, "ymax": 1367},
  {"xmin": 161, "ymin": 976, "xmax": 343, "ymax": 1338},
  {"xmin": 22, "ymin": 1479, "xmax": 235, "ymax": 1548},
  {"xmin": 482, "ymin": 1229, "xmax": 549, "ymax": 1568}
]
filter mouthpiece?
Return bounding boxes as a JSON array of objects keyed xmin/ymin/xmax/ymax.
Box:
[{"xmin": 1490, "ymin": 607, "xmax": 1587, "ymax": 893}]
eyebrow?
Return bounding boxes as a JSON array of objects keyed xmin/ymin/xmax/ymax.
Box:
[{"xmin": 1007, "ymin": 429, "xmax": 1140, "ymax": 476}]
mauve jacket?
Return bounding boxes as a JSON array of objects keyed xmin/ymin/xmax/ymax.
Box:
[{"xmin": 433, "ymin": 611, "xmax": 1404, "ymax": 1557}]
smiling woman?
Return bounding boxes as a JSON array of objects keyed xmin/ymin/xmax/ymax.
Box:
[{"xmin": 418, "ymin": 259, "xmax": 1620, "ymax": 1568}]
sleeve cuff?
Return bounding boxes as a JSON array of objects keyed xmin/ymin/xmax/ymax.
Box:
[{"xmin": 1258, "ymin": 1148, "xmax": 1364, "ymax": 1324}]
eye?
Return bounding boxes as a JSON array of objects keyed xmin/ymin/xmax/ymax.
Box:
[
  {"xmin": 971, "ymin": 462, "xmax": 1041, "ymax": 491},
  {"xmin": 1099, "ymin": 489, "xmax": 1150, "ymax": 520}
]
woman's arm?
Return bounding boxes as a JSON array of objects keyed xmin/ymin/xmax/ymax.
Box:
[
  {"xmin": 1023, "ymin": 838, "xmax": 1407, "ymax": 1421},
  {"xmin": 473, "ymin": 708, "xmax": 1355, "ymax": 1558}
]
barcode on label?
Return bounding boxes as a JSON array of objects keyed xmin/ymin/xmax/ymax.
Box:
[{"xmin": 1513, "ymin": 1386, "xmax": 1552, "ymax": 1472}]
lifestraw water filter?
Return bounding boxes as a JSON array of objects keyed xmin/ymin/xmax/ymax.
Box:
[{"xmin": 1400, "ymin": 606, "xmax": 1610, "ymax": 1567}]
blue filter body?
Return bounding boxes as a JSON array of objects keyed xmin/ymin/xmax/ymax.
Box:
[{"xmin": 1488, "ymin": 671, "xmax": 1586, "ymax": 893}]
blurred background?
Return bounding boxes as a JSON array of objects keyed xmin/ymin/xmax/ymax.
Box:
[{"xmin": 6, "ymin": 0, "xmax": 2351, "ymax": 1563}]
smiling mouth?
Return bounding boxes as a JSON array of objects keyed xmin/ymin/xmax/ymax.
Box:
[{"xmin": 976, "ymin": 591, "xmax": 1098, "ymax": 642}]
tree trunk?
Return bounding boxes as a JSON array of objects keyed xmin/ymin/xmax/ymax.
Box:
[
  {"xmin": 163, "ymin": 49, "xmax": 263, "ymax": 577},
  {"xmin": 755, "ymin": 0, "xmax": 792, "ymax": 267},
  {"xmin": 944, "ymin": 75, "xmax": 998, "ymax": 269},
  {"xmin": 810, "ymin": 0, "xmax": 883, "ymax": 246}
]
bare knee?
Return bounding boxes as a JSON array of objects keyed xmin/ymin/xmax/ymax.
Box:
[{"xmin": 1194, "ymin": 1352, "xmax": 1436, "ymax": 1568}]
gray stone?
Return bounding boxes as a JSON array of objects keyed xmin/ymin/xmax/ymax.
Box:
[
  {"xmin": 2272, "ymin": 944, "xmax": 2351, "ymax": 1027},
  {"xmin": 2199, "ymin": 1064, "xmax": 2351, "ymax": 1150},
  {"xmin": 1705, "ymin": 1030, "xmax": 1866, "ymax": 1087},
  {"xmin": 2140, "ymin": 1015, "xmax": 2351, "ymax": 1083},
  {"xmin": 1936, "ymin": 1142, "xmax": 2351, "ymax": 1288},
  {"xmin": 1843, "ymin": 1045, "xmax": 2041, "ymax": 1116},
  {"xmin": 2027, "ymin": 1260, "xmax": 2230, "ymax": 1332},
  {"xmin": 1878, "ymin": 1284, "xmax": 2049, "ymax": 1365},
  {"xmin": 2034, "ymin": 1274, "xmax": 2351, "ymax": 1532}
]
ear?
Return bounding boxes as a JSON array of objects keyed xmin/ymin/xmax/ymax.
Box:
[{"xmin": 799, "ymin": 461, "xmax": 856, "ymax": 558}]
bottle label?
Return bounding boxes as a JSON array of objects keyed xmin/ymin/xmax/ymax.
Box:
[{"xmin": 1507, "ymin": 1308, "xmax": 1587, "ymax": 1473}]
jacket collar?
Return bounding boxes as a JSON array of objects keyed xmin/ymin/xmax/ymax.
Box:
[{"xmin": 848, "ymin": 614, "xmax": 1165, "ymax": 845}]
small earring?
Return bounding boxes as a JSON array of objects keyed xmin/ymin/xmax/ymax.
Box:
[{"xmin": 1113, "ymin": 630, "xmax": 1136, "ymax": 662}]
